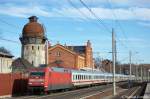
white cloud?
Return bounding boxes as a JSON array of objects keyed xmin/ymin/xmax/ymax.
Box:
[
  {"xmin": 138, "ymin": 22, "xmax": 150, "ymax": 27},
  {"xmin": 0, "ymin": 5, "xmax": 52, "ymax": 17},
  {"xmin": 119, "ymin": 38, "xmax": 145, "ymax": 42},
  {"xmin": 56, "ymin": 7, "xmax": 150, "ymax": 21},
  {"xmin": 0, "ymin": 4, "xmax": 150, "ymax": 21}
]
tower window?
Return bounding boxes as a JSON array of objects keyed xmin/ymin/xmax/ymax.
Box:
[
  {"xmin": 38, "ymin": 46, "xmax": 40, "ymax": 50},
  {"xmin": 32, "ymin": 61, "xmax": 34, "ymax": 65},
  {"xmin": 26, "ymin": 46, "xmax": 28, "ymax": 50},
  {"xmin": 32, "ymin": 46, "xmax": 34, "ymax": 50}
]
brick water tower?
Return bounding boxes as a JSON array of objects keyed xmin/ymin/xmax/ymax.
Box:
[{"xmin": 20, "ymin": 16, "xmax": 47, "ymax": 67}]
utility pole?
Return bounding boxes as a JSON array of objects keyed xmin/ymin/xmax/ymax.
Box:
[
  {"xmin": 115, "ymin": 40, "xmax": 118, "ymax": 74},
  {"xmin": 112, "ymin": 28, "xmax": 116, "ymax": 96},
  {"xmin": 128, "ymin": 50, "xmax": 132, "ymax": 88},
  {"xmin": 136, "ymin": 64, "xmax": 138, "ymax": 81},
  {"xmin": 46, "ymin": 40, "xmax": 49, "ymax": 66},
  {"xmin": 148, "ymin": 69, "xmax": 150, "ymax": 82},
  {"xmin": 141, "ymin": 65, "xmax": 143, "ymax": 82},
  {"xmin": 129, "ymin": 51, "xmax": 132, "ymax": 81}
]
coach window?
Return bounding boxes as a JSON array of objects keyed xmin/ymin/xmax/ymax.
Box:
[
  {"xmin": 75, "ymin": 75, "xmax": 76, "ymax": 80},
  {"xmin": 73, "ymin": 75, "xmax": 75, "ymax": 80}
]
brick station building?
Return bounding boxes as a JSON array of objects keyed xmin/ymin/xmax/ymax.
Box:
[{"xmin": 48, "ymin": 40, "xmax": 94, "ymax": 69}]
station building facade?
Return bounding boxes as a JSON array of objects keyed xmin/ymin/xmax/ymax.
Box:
[{"xmin": 48, "ymin": 40, "xmax": 94, "ymax": 69}]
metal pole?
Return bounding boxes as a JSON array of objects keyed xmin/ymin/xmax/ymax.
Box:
[
  {"xmin": 143, "ymin": 67, "xmax": 145, "ymax": 82},
  {"xmin": 148, "ymin": 72, "xmax": 149, "ymax": 82},
  {"xmin": 148, "ymin": 69, "xmax": 150, "ymax": 82},
  {"xmin": 136, "ymin": 65, "xmax": 139, "ymax": 81},
  {"xmin": 147, "ymin": 69, "xmax": 148, "ymax": 82},
  {"xmin": 141, "ymin": 65, "xmax": 143, "ymax": 82},
  {"xmin": 136, "ymin": 65, "xmax": 137, "ymax": 81},
  {"xmin": 112, "ymin": 28, "xmax": 116, "ymax": 95},
  {"xmin": 109, "ymin": 62, "xmax": 111, "ymax": 73},
  {"xmin": 46, "ymin": 40, "xmax": 49, "ymax": 66},
  {"xmin": 115, "ymin": 40, "xmax": 118, "ymax": 74},
  {"xmin": 129, "ymin": 51, "xmax": 132, "ymax": 81}
]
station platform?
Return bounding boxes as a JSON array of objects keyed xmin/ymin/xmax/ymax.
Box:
[{"xmin": 143, "ymin": 83, "xmax": 150, "ymax": 99}]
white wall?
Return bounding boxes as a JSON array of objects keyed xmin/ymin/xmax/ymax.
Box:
[
  {"xmin": 0, "ymin": 57, "xmax": 12, "ymax": 73},
  {"xmin": 23, "ymin": 44, "xmax": 45, "ymax": 67}
]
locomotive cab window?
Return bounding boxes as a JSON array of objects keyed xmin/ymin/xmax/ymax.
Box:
[{"xmin": 30, "ymin": 72, "xmax": 45, "ymax": 77}]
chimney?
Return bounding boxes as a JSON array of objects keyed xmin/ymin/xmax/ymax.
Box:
[
  {"xmin": 87, "ymin": 40, "xmax": 91, "ymax": 47},
  {"xmin": 28, "ymin": 16, "xmax": 38, "ymax": 22},
  {"xmin": 64, "ymin": 43, "xmax": 67, "ymax": 48}
]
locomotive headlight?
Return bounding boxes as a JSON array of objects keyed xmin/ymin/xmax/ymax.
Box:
[
  {"xmin": 28, "ymin": 82, "xmax": 32, "ymax": 84},
  {"xmin": 45, "ymin": 86, "xmax": 48, "ymax": 88}
]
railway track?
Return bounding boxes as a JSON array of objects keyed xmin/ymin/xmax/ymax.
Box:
[
  {"xmin": 112, "ymin": 83, "xmax": 145, "ymax": 99},
  {"xmin": 121, "ymin": 86, "xmax": 141, "ymax": 99},
  {"xmin": 32, "ymin": 84, "xmax": 113, "ymax": 99},
  {"xmin": 7, "ymin": 82, "xmax": 127, "ymax": 99}
]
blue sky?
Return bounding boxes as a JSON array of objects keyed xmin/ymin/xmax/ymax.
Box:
[{"xmin": 0, "ymin": 0, "xmax": 150, "ymax": 64}]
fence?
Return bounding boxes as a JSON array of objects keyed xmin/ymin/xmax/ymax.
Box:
[{"xmin": 0, "ymin": 73, "xmax": 28, "ymax": 97}]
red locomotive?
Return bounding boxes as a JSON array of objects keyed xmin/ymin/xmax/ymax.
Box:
[{"xmin": 28, "ymin": 67, "xmax": 72, "ymax": 93}]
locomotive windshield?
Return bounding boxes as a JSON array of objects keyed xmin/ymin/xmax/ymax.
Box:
[{"xmin": 30, "ymin": 72, "xmax": 45, "ymax": 76}]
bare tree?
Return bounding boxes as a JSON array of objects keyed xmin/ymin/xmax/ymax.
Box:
[{"xmin": 0, "ymin": 47, "xmax": 11, "ymax": 54}]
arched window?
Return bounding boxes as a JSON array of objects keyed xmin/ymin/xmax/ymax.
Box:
[
  {"xmin": 32, "ymin": 46, "xmax": 34, "ymax": 50},
  {"xmin": 32, "ymin": 61, "xmax": 34, "ymax": 65},
  {"xmin": 56, "ymin": 51, "xmax": 61, "ymax": 57},
  {"xmin": 38, "ymin": 46, "xmax": 40, "ymax": 50}
]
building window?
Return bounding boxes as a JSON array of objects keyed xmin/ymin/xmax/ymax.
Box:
[{"xmin": 56, "ymin": 51, "xmax": 61, "ymax": 57}]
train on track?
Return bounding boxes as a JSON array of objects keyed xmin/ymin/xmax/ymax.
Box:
[{"xmin": 28, "ymin": 66, "xmax": 135, "ymax": 93}]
